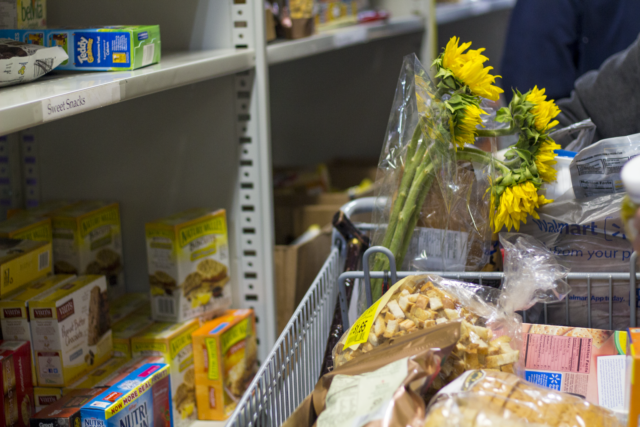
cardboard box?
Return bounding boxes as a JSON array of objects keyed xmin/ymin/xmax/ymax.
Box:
[
  {"xmin": 0, "ymin": 238, "xmax": 52, "ymax": 298},
  {"xmin": 51, "ymin": 201, "xmax": 125, "ymax": 300},
  {"xmin": 192, "ymin": 309, "xmax": 257, "ymax": 420},
  {"xmin": 29, "ymin": 276, "xmax": 112, "ymax": 387},
  {"xmin": 112, "ymin": 314, "xmax": 155, "ymax": 359},
  {"xmin": 33, "ymin": 387, "xmax": 61, "ymax": 413},
  {"xmin": 92, "ymin": 356, "xmax": 164, "ymax": 389},
  {"xmin": 7, "ymin": 201, "xmax": 76, "ymax": 220},
  {"xmin": 31, "ymin": 388, "xmax": 105, "ymax": 427},
  {"xmin": 0, "ymin": 0, "xmax": 46, "ymax": 29},
  {"xmin": 628, "ymin": 328, "xmax": 640, "ymax": 427},
  {"xmin": 146, "ymin": 208, "xmax": 231, "ymax": 323},
  {"xmin": 131, "ymin": 320, "xmax": 199, "ymax": 427},
  {"xmin": 0, "ymin": 26, "xmax": 160, "ymax": 71},
  {"xmin": 0, "ymin": 274, "xmax": 76, "ymax": 385},
  {"xmin": 63, "ymin": 357, "xmax": 130, "ymax": 395},
  {"xmin": 0, "ymin": 216, "xmax": 51, "ymax": 242},
  {"xmin": 109, "ymin": 293, "xmax": 150, "ymax": 324},
  {"xmin": 0, "ymin": 340, "xmax": 34, "ymax": 427},
  {"xmin": 80, "ymin": 363, "xmax": 172, "ymax": 427}
]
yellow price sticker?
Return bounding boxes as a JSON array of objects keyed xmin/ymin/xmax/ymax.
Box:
[{"xmin": 343, "ymin": 300, "xmax": 381, "ymax": 349}]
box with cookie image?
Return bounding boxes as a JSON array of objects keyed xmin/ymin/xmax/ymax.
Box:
[
  {"xmin": 192, "ymin": 309, "xmax": 258, "ymax": 420},
  {"xmin": 50, "ymin": 202, "xmax": 125, "ymax": 300},
  {"xmin": 145, "ymin": 208, "xmax": 231, "ymax": 323},
  {"xmin": 1, "ymin": 341, "xmax": 35, "ymax": 427},
  {"xmin": 29, "ymin": 276, "xmax": 112, "ymax": 387},
  {"xmin": 130, "ymin": 319, "xmax": 199, "ymax": 427}
]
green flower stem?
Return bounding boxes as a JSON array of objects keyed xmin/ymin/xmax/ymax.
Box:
[
  {"xmin": 475, "ymin": 124, "xmax": 516, "ymax": 138},
  {"xmin": 456, "ymin": 148, "xmax": 510, "ymax": 175},
  {"xmin": 396, "ymin": 173, "xmax": 435, "ymax": 269}
]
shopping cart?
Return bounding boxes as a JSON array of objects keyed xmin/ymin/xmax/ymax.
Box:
[{"xmin": 227, "ymin": 197, "xmax": 638, "ymax": 427}]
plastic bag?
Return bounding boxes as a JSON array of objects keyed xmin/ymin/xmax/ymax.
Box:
[
  {"xmin": 550, "ymin": 119, "xmax": 597, "ymax": 151},
  {"xmin": 424, "ymin": 370, "xmax": 623, "ymax": 427},
  {"xmin": 0, "ymin": 39, "xmax": 67, "ymax": 87}
]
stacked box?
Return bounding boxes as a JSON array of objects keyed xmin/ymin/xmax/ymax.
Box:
[
  {"xmin": 29, "ymin": 276, "xmax": 112, "ymax": 387},
  {"xmin": 80, "ymin": 363, "xmax": 172, "ymax": 427},
  {"xmin": 30, "ymin": 388, "xmax": 105, "ymax": 427},
  {"xmin": 146, "ymin": 208, "xmax": 231, "ymax": 322},
  {"xmin": 63, "ymin": 357, "xmax": 130, "ymax": 395},
  {"xmin": 33, "ymin": 387, "xmax": 62, "ymax": 413},
  {"xmin": 0, "ymin": 274, "xmax": 76, "ymax": 384},
  {"xmin": 0, "ymin": 340, "xmax": 34, "ymax": 427},
  {"xmin": 192, "ymin": 309, "xmax": 258, "ymax": 420},
  {"xmin": 0, "ymin": 238, "xmax": 52, "ymax": 298},
  {"xmin": 7, "ymin": 201, "xmax": 76, "ymax": 220},
  {"xmin": 131, "ymin": 320, "xmax": 199, "ymax": 427},
  {"xmin": 0, "ymin": 216, "xmax": 52, "ymax": 242},
  {"xmin": 0, "ymin": 0, "xmax": 46, "ymax": 29},
  {"xmin": 93, "ymin": 356, "xmax": 164, "ymax": 389},
  {"xmin": 112, "ymin": 314, "xmax": 155, "ymax": 359},
  {"xmin": 109, "ymin": 293, "xmax": 150, "ymax": 324},
  {"xmin": 51, "ymin": 202, "xmax": 125, "ymax": 300}
]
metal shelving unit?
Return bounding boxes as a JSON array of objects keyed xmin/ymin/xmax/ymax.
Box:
[{"xmin": 436, "ymin": 0, "xmax": 516, "ymax": 24}]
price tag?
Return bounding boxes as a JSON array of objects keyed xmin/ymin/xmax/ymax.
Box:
[
  {"xmin": 344, "ymin": 299, "xmax": 381, "ymax": 349},
  {"xmin": 333, "ymin": 27, "xmax": 367, "ymax": 48},
  {"xmin": 41, "ymin": 83, "xmax": 121, "ymax": 122}
]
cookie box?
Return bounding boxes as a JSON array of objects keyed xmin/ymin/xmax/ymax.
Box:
[
  {"xmin": 0, "ymin": 0, "xmax": 46, "ymax": 29},
  {"xmin": 192, "ymin": 309, "xmax": 257, "ymax": 420},
  {"xmin": 31, "ymin": 387, "xmax": 105, "ymax": 427},
  {"xmin": 131, "ymin": 320, "xmax": 199, "ymax": 427},
  {"xmin": 93, "ymin": 356, "xmax": 164, "ymax": 389},
  {"xmin": 63, "ymin": 357, "xmax": 130, "ymax": 395},
  {"xmin": 0, "ymin": 340, "xmax": 34, "ymax": 427},
  {"xmin": 109, "ymin": 293, "xmax": 150, "ymax": 324},
  {"xmin": 112, "ymin": 313, "xmax": 155, "ymax": 359},
  {"xmin": 80, "ymin": 363, "xmax": 172, "ymax": 427},
  {"xmin": 0, "ymin": 238, "xmax": 52, "ymax": 298},
  {"xmin": 146, "ymin": 208, "xmax": 231, "ymax": 322},
  {"xmin": 33, "ymin": 387, "xmax": 62, "ymax": 413},
  {"xmin": 0, "ymin": 216, "xmax": 52, "ymax": 242},
  {"xmin": 29, "ymin": 275, "xmax": 112, "ymax": 387},
  {"xmin": 50, "ymin": 201, "xmax": 125, "ymax": 300}
]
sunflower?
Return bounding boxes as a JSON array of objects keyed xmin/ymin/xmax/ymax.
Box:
[
  {"xmin": 442, "ymin": 37, "xmax": 504, "ymax": 101},
  {"xmin": 452, "ymin": 104, "xmax": 486, "ymax": 149},
  {"xmin": 525, "ymin": 86, "xmax": 560, "ymax": 132},
  {"xmin": 492, "ymin": 181, "xmax": 553, "ymax": 232},
  {"xmin": 534, "ymin": 139, "xmax": 561, "ymax": 182}
]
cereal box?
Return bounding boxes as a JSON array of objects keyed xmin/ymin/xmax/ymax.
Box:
[
  {"xmin": 93, "ymin": 356, "xmax": 163, "ymax": 389},
  {"xmin": 521, "ymin": 324, "xmax": 627, "ymax": 409},
  {"xmin": 627, "ymin": 328, "xmax": 640, "ymax": 427},
  {"xmin": 0, "ymin": 274, "xmax": 76, "ymax": 385},
  {"xmin": 146, "ymin": 208, "xmax": 230, "ymax": 322},
  {"xmin": 63, "ymin": 357, "xmax": 130, "ymax": 395},
  {"xmin": 29, "ymin": 275, "xmax": 112, "ymax": 387},
  {"xmin": 0, "ymin": 238, "xmax": 52, "ymax": 298},
  {"xmin": 192, "ymin": 309, "xmax": 257, "ymax": 420},
  {"xmin": 0, "ymin": 0, "xmax": 46, "ymax": 29},
  {"xmin": 112, "ymin": 314, "xmax": 155, "ymax": 359},
  {"xmin": 0, "ymin": 340, "xmax": 34, "ymax": 427},
  {"xmin": 31, "ymin": 388, "xmax": 105, "ymax": 427},
  {"xmin": 109, "ymin": 293, "xmax": 150, "ymax": 324},
  {"xmin": 80, "ymin": 363, "xmax": 172, "ymax": 427},
  {"xmin": 51, "ymin": 202, "xmax": 125, "ymax": 300},
  {"xmin": 33, "ymin": 387, "xmax": 61, "ymax": 412},
  {"xmin": 0, "ymin": 216, "xmax": 51, "ymax": 242},
  {"xmin": 131, "ymin": 320, "xmax": 199, "ymax": 427}
]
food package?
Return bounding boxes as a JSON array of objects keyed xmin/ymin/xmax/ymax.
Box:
[
  {"xmin": 0, "ymin": 340, "xmax": 34, "ymax": 427},
  {"xmin": 146, "ymin": 207, "xmax": 231, "ymax": 322},
  {"xmin": 0, "ymin": 215, "xmax": 51, "ymax": 242},
  {"xmin": 131, "ymin": 319, "xmax": 199, "ymax": 427},
  {"xmin": 521, "ymin": 323, "xmax": 627, "ymax": 409},
  {"xmin": 7, "ymin": 200, "xmax": 76, "ymax": 220},
  {"xmin": 192, "ymin": 309, "xmax": 258, "ymax": 420},
  {"xmin": 0, "ymin": 39, "xmax": 66, "ymax": 87},
  {"xmin": 31, "ymin": 388, "xmax": 104, "ymax": 427},
  {"xmin": 80, "ymin": 363, "xmax": 171, "ymax": 427},
  {"xmin": 628, "ymin": 328, "xmax": 640, "ymax": 427},
  {"xmin": 334, "ymin": 234, "xmax": 569, "ymax": 391},
  {"xmin": 0, "ymin": 238, "xmax": 51, "ymax": 298},
  {"xmin": 111, "ymin": 313, "xmax": 155, "ymax": 359},
  {"xmin": 33, "ymin": 387, "xmax": 61, "ymax": 413},
  {"xmin": 108, "ymin": 292, "xmax": 150, "ymax": 324},
  {"xmin": 62, "ymin": 357, "xmax": 130, "ymax": 394},
  {"xmin": 29, "ymin": 276, "xmax": 112, "ymax": 387},
  {"xmin": 0, "ymin": 26, "xmax": 160, "ymax": 71},
  {"xmin": 0, "ymin": 274, "xmax": 76, "ymax": 385},
  {"xmin": 0, "ymin": 0, "xmax": 46, "ymax": 29},
  {"xmin": 424, "ymin": 370, "xmax": 622, "ymax": 427},
  {"xmin": 550, "ymin": 118, "xmax": 596, "ymax": 151},
  {"xmin": 92, "ymin": 356, "xmax": 164, "ymax": 389}
]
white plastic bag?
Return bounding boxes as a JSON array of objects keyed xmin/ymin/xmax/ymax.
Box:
[{"xmin": 0, "ymin": 39, "xmax": 67, "ymax": 88}]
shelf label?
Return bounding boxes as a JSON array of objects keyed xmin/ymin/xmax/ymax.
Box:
[
  {"xmin": 41, "ymin": 83, "xmax": 121, "ymax": 122},
  {"xmin": 333, "ymin": 27, "xmax": 367, "ymax": 48}
]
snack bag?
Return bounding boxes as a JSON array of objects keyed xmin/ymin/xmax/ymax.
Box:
[{"xmin": 0, "ymin": 39, "xmax": 66, "ymax": 87}]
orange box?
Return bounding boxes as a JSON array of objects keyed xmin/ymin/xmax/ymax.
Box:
[
  {"xmin": 192, "ymin": 309, "xmax": 258, "ymax": 420},
  {"xmin": 628, "ymin": 328, "xmax": 640, "ymax": 427}
]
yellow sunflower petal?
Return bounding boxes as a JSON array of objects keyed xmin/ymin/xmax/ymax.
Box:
[{"xmin": 525, "ymin": 86, "xmax": 561, "ymax": 133}]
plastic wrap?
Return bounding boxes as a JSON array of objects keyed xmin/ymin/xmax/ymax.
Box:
[
  {"xmin": 424, "ymin": 370, "xmax": 623, "ymax": 427},
  {"xmin": 551, "ymin": 119, "xmax": 597, "ymax": 151},
  {"xmin": 0, "ymin": 39, "xmax": 67, "ymax": 87}
]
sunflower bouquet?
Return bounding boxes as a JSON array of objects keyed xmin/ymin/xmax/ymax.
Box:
[{"xmin": 370, "ymin": 37, "xmax": 562, "ymax": 301}]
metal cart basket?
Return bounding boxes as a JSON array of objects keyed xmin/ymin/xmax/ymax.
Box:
[{"xmin": 227, "ymin": 197, "xmax": 638, "ymax": 427}]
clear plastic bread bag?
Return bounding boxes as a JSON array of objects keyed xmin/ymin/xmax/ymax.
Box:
[{"xmin": 333, "ymin": 233, "xmax": 570, "ymax": 392}]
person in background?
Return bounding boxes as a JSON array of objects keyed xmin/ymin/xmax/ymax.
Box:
[{"xmin": 500, "ymin": 0, "xmax": 640, "ymax": 102}]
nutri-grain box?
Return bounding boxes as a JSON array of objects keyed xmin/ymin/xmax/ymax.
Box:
[
  {"xmin": 0, "ymin": 340, "xmax": 34, "ymax": 427},
  {"xmin": 192, "ymin": 309, "xmax": 257, "ymax": 420},
  {"xmin": 131, "ymin": 320, "xmax": 198, "ymax": 427},
  {"xmin": 0, "ymin": 238, "xmax": 52, "ymax": 298},
  {"xmin": 33, "ymin": 387, "xmax": 62, "ymax": 413},
  {"xmin": 31, "ymin": 388, "xmax": 105, "ymax": 427},
  {"xmin": 146, "ymin": 208, "xmax": 230, "ymax": 323},
  {"xmin": 80, "ymin": 363, "xmax": 172, "ymax": 427},
  {"xmin": 29, "ymin": 276, "xmax": 112, "ymax": 387},
  {"xmin": 51, "ymin": 201, "xmax": 125, "ymax": 300}
]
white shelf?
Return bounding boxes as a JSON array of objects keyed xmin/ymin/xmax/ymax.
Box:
[
  {"xmin": 193, "ymin": 420, "xmax": 227, "ymax": 427},
  {"xmin": 0, "ymin": 48, "xmax": 255, "ymax": 135},
  {"xmin": 436, "ymin": 0, "xmax": 516, "ymax": 24},
  {"xmin": 267, "ymin": 15, "xmax": 425, "ymax": 65}
]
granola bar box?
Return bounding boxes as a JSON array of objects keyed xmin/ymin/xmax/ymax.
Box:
[
  {"xmin": 111, "ymin": 314, "xmax": 154, "ymax": 359},
  {"xmin": 192, "ymin": 309, "xmax": 257, "ymax": 420},
  {"xmin": 92, "ymin": 356, "xmax": 164, "ymax": 389},
  {"xmin": 62, "ymin": 357, "xmax": 130, "ymax": 395},
  {"xmin": 0, "ymin": 238, "xmax": 52, "ymax": 298},
  {"xmin": 145, "ymin": 208, "xmax": 230, "ymax": 322},
  {"xmin": 130, "ymin": 320, "xmax": 199, "ymax": 427},
  {"xmin": 80, "ymin": 363, "xmax": 172, "ymax": 427},
  {"xmin": 29, "ymin": 275, "xmax": 112, "ymax": 387},
  {"xmin": 0, "ymin": 216, "xmax": 52, "ymax": 242},
  {"xmin": 50, "ymin": 201, "xmax": 125, "ymax": 300},
  {"xmin": 108, "ymin": 293, "xmax": 149, "ymax": 324},
  {"xmin": 33, "ymin": 387, "xmax": 61, "ymax": 413},
  {"xmin": 0, "ymin": 275, "xmax": 76, "ymax": 385},
  {"xmin": 30, "ymin": 387, "xmax": 105, "ymax": 427},
  {"xmin": 0, "ymin": 340, "xmax": 35, "ymax": 427}
]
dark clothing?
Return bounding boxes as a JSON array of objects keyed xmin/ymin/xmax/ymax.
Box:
[{"xmin": 500, "ymin": 0, "xmax": 640, "ymax": 101}]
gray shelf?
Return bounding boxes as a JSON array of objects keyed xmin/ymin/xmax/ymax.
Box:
[{"xmin": 436, "ymin": 0, "xmax": 516, "ymax": 24}]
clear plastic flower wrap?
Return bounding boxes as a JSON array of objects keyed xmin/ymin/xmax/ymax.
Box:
[
  {"xmin": 423, "ymin": 370, "xmax": 623, "ymax": 427},
  {"xmin": 333, "ymin": 234, "xmax": 570, "ymax": 392}
]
